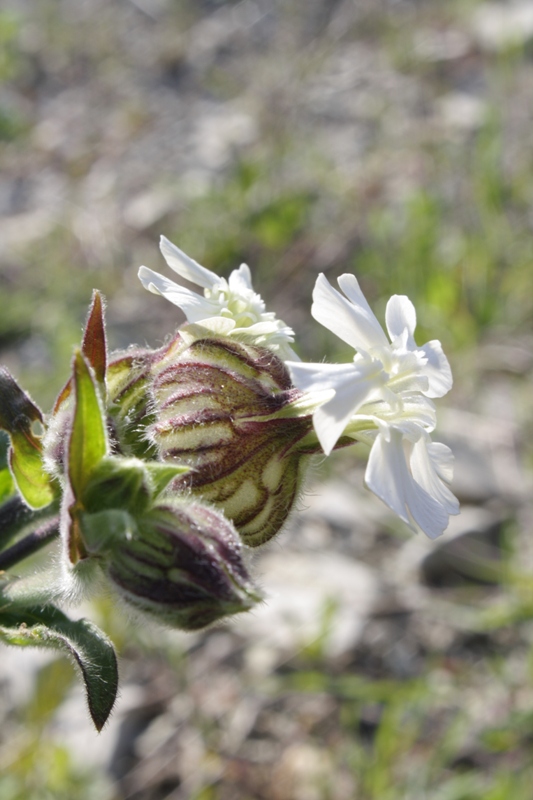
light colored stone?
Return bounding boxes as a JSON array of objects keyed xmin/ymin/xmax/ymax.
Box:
[
  {"xmin": 471, "ymin": 2, "xmax": 533, "ymax": 51},
  {"xmin": 123, "ymin": 187, "xmax": 177, "ymax": 230},
  {"xmin": 414, "ymin": 28, "xmax": 471, "ymax": 62},
  {"xmin": 234, "ymin": 549, "xmax": 380, "ymax": 664},
  {"xmin": 437, "ymin": 92, "xmax": 488, "ymax": 132}
]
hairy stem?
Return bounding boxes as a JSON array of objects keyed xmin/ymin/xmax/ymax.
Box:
[
  {"xmin": 0, "ymin": 517, "xmax": 60, "ymax": 571},
  {"xmin": 0, "ymin": 496, "xmax": 36, "ymax": 547},
  {"xmin": 0, "ymin": 495, "xmax": 59, "ymax": 549}
]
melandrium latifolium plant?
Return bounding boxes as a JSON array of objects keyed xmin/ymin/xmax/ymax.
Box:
[{"xmin": 0, "ymin": 236, "xmax": 459, "ymax": 730}]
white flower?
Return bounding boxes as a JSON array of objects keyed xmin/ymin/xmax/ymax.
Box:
[
  {"xmin": 286, "ymin": 273, "xmax": 459, "ymax": 538},
  {"xmin": 138, "ymin": 237, "xmax": 298, "ymax": 360}
]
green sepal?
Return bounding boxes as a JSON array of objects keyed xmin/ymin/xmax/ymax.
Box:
[
  {"xmin": 82, "ymin": 458, "xmax": 190, "ymax": 518},
  {"xmin": 82, "ymin": 290, "xmax": 107, "ymax": 391},
  {"xmin": 106, "ymin": 349, "xmax": 156, "ymax": 460},
  {"xmin": 144, "ymin": 462, "xmax": 190, "ymax": 498},
  {"xmin": 52, "ymin": 291, "xmax": 108, "ymax": 414},
  {"xmin": 0, "ymin": 599, "xmax": 118, "ymax": 732},
  {"xmin": 79, "ymin": 508, "xmax": 135, "ymax": 556},
  {"xmin": 68, "ymin": 351, "xmax": 108, "ymax": 500},
  {"xmin": 82, "ymin": 457, "xmax": 151, "ymax": 516},
  {"xmin": 0, "ymin": 368, "xmax": 55, "ymax": 509}
]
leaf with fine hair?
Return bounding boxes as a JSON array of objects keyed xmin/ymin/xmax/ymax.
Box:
[
  {"xmin": 0, "ymin": 368, "xmax": 55, "ymax": 509},
  {"xmin": 68, "ymin": 350, "xmax": 108, "ymax": 500},
  {"xmin": 0, "ymin": 600, "xmax": 118, "ymax": 731}
]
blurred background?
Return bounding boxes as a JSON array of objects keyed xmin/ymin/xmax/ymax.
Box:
[{"xmin": 1, "ymin": 0, "xmax": 533, "ymax": 798}]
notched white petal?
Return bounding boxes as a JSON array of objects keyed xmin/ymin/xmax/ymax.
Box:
[
  {"xmin": 160, "ymin": 235, "xmax": 219, "ymax": 289},
  {"xmin": 287, "ymin": 361, "xmax": 361, "ymax": 394},
  {"xmin": 411, "ymin": 440, "xmax": 459, "ymax": 515},
  {"xmin": 385, "ymin": 295, "xmax": 417, "ymax": 342},
  {"xmin": 312, "ymin": 273, "xmax": 387, "ymax": 353},
  {"xmin": 138, "ymin": 265, "xmax": 168, "ymax": 295},
  {"xmin": 420, "ymin": 340, "xmax": 453, "ymax": 398},
  {"xmin": 365, "ymin": 430, "xmax": 454, "ymax": 538},
  {"xmin": 337, "ymin": 274, "xmax": 380, "ymax": 325},
  {"xmin": 228, "ymin": 263, "xmax": 254, "ymax": 293},
  {"xmin": 138, "ymin": 266, "xmax": 219, "ymax": 320},
  {"xmin": 313, "ymin": 370, "xmax": 383, "ymax": 454}
]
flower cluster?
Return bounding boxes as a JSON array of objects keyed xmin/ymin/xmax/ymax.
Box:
[
  {"xmin": 139, "ymin": 237, "xmax": 459, "ymax": 540},
  {"xmin": 0, "ymin": 234, "xmax": 459, "ymax": 730}
]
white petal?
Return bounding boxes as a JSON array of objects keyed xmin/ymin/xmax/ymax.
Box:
[
  {"xmin": 311, "ymin": 363, "xmax": 385, "ymax": 455},
  {"xmin": 410, "ymin": 439, "xmax": 459, "ymax": 515},
  {"xmin": 385, "ymin": 295, "xmax": 417, "ymax": 342},
  {"xmin": 287, "ymin": 361, "xmax": 360, "ymax": 394},
  {"xmin": 420, "ymin": 340, "xmax": 453, "ymax": 398},
  {"xmin": 365, "ymin": 430, "xmax": 450, "ymax": 538},
  {"xmin": 138, "ymin": 265, "xmax": 170, "ymax": 295},
  {"xmin": 138, "ymin": 267, "xmax": 219, "ymax": 321},
  {"xmin": 426, "ymin": 440, "xmax": 454, "ymax": 484},
  {"xmin": 383, "ymin": 393, "xmax": 437, "ymax": 432},
  {"xmin": 312, "ymin": 274, "xmax": 388, "ymax": 353},
  {"xmin": 159, "ymin": 236, "xmax": 219, "ymax": 289},
  {"xmin": 275, "ymin": 342, "xmax": 301, "ymax": 362},
  {"xmin": 236, "ymin": 320, "xmax": 293, "ymax": 338},
  {"xmin": 337, "ymin": 274, "xmax": 381, "ymax": 325},
  {"xmin": 228, "ymin": 263, "xmax": 254, "ymax": 292},
  {"xmin": 186, "ymin": 317, "xmax": 236, "ymax": 337}
]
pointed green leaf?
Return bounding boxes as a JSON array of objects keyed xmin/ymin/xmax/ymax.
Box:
[
  {"xmin": 0, "ymin": 602, "xmax": 118, "ymax": 731},
  {"xmin": 0, "ymin": 368, "xmax": 55, "ymax": 508},
  {"xmin": 68, "ymin": 351, "xmax": 108, "ymax": 499},
  {"xmin": 82, "ymin": 290, "xmax": 107, "ymax": 388}
]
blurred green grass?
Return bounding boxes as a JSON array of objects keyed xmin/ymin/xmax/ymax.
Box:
[{"xmin": 3, "ymin": 104, "xmax": 532, "ymax": 404}]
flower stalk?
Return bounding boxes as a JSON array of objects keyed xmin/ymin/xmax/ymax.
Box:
[{"xmin": 0, "ymin": 517, "xmax": 60, "ymax": 572}]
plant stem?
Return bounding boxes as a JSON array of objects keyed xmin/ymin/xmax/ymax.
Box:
[
  {"xmin": 0, "ymin": 518, "xmax": 60, "ymax": 571},
  {"xmin": 0, "ymin": 496, "xmax": 35, "ymax": 547},
  {"xmin": 0, "ymin": 496, "xmax": 59, "ymax": 549}
]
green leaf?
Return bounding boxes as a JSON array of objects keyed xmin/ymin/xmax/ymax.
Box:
[
  {"xmin": 0, "ymin": 368, "xmax": 55, "ymax": 508},
  {"xmin": 0, "ymin": 467, "xmax": 15, "ymax": 502},
  {"xmin": 0, "ymin": 602, "xmax": 118, "ymax": 732},
  {"xmin": 68, "ymin": 351, "xmax": 108, "ymax": 499},
  {"xmin": 82, "ymin": 290, "xmax": 107, "ymax": 388},
  {"xmin": 0, "ymin": 431, "xmax": 15, "ymax": 502}
]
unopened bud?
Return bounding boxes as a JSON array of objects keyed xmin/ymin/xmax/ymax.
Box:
[
  {"xmin": 106, "ymin": 348, "xmax": 157, "ymax": 460},
  {"xmin": 80, "ymin": 500, "xmax": 260, "ymax": 630},
  {"xmin": 147, "ymin": 333, "xmax": 315, "ymax": 546}
]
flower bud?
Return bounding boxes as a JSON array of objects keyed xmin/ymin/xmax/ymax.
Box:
[
  {"xmin": 105, "ymin": 348, "xmax": 157, "ymax": 460},
  {"xmin": 80, "ymin": 500, "xmax": 260, "ymax": 630},
  {"xmin": 147, "ymin": 333, "xmax": 315, "ymax": 546}
]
